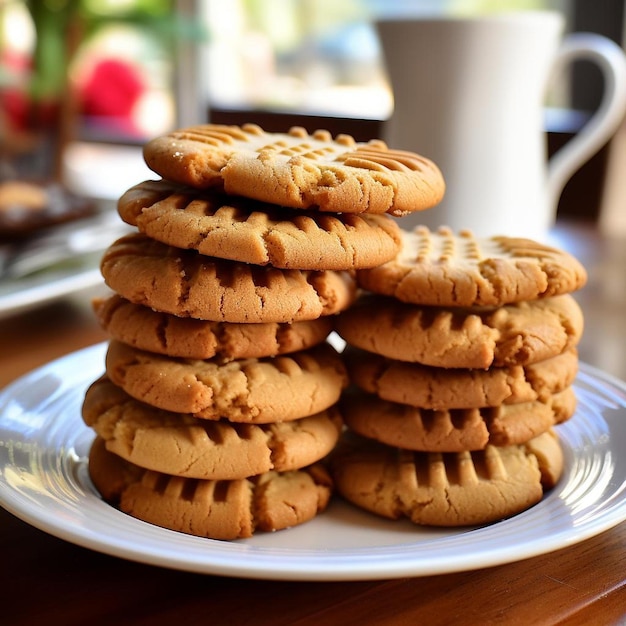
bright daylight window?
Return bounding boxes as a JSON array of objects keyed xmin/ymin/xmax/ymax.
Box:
[{"xmin": 198, "ymin": 0, "xmax": 570, "ymax": 122}]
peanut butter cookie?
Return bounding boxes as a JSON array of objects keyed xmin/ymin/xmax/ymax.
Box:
[
  {"xmin": 100, "ymin": 233, "xmax": 356, "ymax": 323},
  {"xmin": 93, "ymin": 295, "xmax": 333, "ymax": 360},
  {"xmin": 105, "ymin": 340, "xmax": 348, "ymax": 423},
  {"xmin": 334, "ymin": 293, "xmax": 583, "ymax": 369},
  {"xmin": 356, "ymin": 226, "xmax": 587, "ymax": 307},
  {"xmin": 89, "ymin": 436, "xmax": 333, "ymax": 540},
  {"xmin": 341, "ymin": 386, "xmax": 576, "ymax": 450},
  {"xmin": 118, "ymin": 179, "xmax": 403, "ymax": 269},
  {"xmin": 344, "ymin": 346, "xmax": 578, "ymax": 408},
  {"xmin": 331, "ymin": 430, "xmax": 563, "ymax": 526},
  {"xmin": 83, "ymin": 376, "xmax": 343, "ymax": 479},
  {"xmin": 142, "ymin": 124, "xmax": 445, "ymax": 215}
]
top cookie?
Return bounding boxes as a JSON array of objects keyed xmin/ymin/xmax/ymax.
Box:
[
  {"xmin": 357, "ymin": 226, "xmax": 588, "ymax": 307},
  {"xmin": 142, "ymin": 124, "xmax": 445, "ymax": 216},
  {"xmin": 117, "ymin": 179, "xmax": 402, "ymax": 269}
]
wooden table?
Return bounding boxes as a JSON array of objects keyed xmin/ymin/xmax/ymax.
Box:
[{"xmin": 1, "ymin": 220, "xmax": 625, "ymax": 625}]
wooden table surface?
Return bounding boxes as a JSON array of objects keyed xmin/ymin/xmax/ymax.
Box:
[{"xmin": 1, "ymin": 219, "xmax": 625, "ymax": 625}]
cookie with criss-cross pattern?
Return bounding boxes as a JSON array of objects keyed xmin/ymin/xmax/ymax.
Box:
[
  {"xmin": 344, "ymin": 346, "xmax": 578, "ymax": 409},
  {"xmin": 89, "ymin": 437, "xmax": 333, "ymax": 540},
  {"xmin": 105, "ymin": 340, "xmax": 348, "ymax": 423},
  {"xmin": 117, "ymin": 179, "xmax": 403, "ymax": 269},
  {"xmin": 93, "ymin": 295, "xmax": 333, "ymax": 360},
  {"xmin": 83, "ymin": 376, "xmax": 343, "ymax": 480},
  {"xmin": 340, "ymin": 385, "xmax": 576, "ymax": 451},
  {"xmin": 142, "ymin": 124, "xmax": 445, "ymax": 215},
  {"xmin": 100, "ymin": 233, "xmax": 357, "ymax": 323},
  {"xmin": 334, "ymin": 292, "xmax": 584, "ymax": 369},
  {"xmin": 356, "ymin": 226, "xmax": 587, "ymax": 307},
  {"xmin": 331, "ymin": 430, "xmax": 563, "ymax": 527}
]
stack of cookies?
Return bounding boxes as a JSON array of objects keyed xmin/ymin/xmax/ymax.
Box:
[
  {"xmin": 81, "ymin": 123, "xmax": 446, "ymax": 539},
  {"xmin": 332, "ymin": 225, "xmax": 587, "ymax": 527}
]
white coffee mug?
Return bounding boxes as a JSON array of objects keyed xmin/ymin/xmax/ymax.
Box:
[{"xmin": 376, "ymin": 11, "xmax": 626, "ymax": 240}]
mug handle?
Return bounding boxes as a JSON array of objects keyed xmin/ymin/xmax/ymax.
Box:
[{"xmin": 547, "ymin": 32, "xmax": 626, "ymax": 212}]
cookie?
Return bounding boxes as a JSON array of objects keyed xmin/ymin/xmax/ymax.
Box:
[
  {"xmin": 331, "ymin": 430, "xmax": 563, "ymax": 526},
  {"xmin": 118, "ymin": 179, "xmax": 403, "ymax": 269},
  {"xmin": 88, "ymin": 436, "xmax": 333, "ymax": 539},
  {"xmin": 93, "ymin": 295, "xmax": 333, "ymax": 360},
  {"xmin": 334, "ymin": 293, "xmax": 584, "ymax": 369},
  {"xmin": 356, "ymin": 226, "xmax": 587, "ymax": 307},
  {"xmin": 344, "ymin": 346, "xmax": 578, "ymax": 409},
  {"xmin": 105, "ymin": 340, "xmax": 348, "ymax": 423},
  {"xmin": 142, "ymin": 124, "xmax": 445, "ymax": 216},
  {"xmin": 82, "ymin": 377, "xmax": 343, "ymax": 479},
  {"xmin": 100, "ymin": 233, "xmax": 357, "ymax": 323},
  {"xmin": 341, "ymin": 386, "xmax": 576, "ymax": 450}
]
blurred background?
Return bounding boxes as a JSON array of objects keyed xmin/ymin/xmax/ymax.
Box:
[{"xmin": 0, "ymin": 0, "xmax": 624, "ymax": 221}]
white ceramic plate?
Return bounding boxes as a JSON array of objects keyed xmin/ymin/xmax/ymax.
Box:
[
  {"xmin": 0, "ymin": 262, "xmax": 104, "ymax": 320},
  {"xmin": 1, "ymin": 343, "xmax": 625, "ymax": 581},
  {"xmin": 0, "ymin": 209, "xmax": 130, "ymax": 320}
]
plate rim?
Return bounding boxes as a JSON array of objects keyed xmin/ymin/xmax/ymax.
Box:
[{"xmin": 1, "ymin": 343, "xmax": 626, "ymax": 581}]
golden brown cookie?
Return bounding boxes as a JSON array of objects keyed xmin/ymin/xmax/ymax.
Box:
[
  {"xmin": 105, "ymin": 340, "xmax": 348, "ymax": 423},
  {"xmin": 118, "ymin": 179, "xmax": 403, "ymax": 269},
  {"xmin": 93, "ymin": 295, "xmax": 333, "ymax": 360},
  {"xmin": 356, "ymin": 226, "xmax": 587, "ymax": 307},
  {"xmin": 331, "ymin": 430, "xmax": 563, "ymax": 527},
  {"xmin": 89, "ymin": 436, "xmax": 333, "ymax": 540},
  {"xmin": 82, "ymin": 376, "xmax": 343, "ymax": 479},
  {"xmin": 100, "ymin": 233, "xmax": 357, "ymax": 323},
  {"xmin": 344, "ymin": 346, "xmax": 578, "ymax": 409},
  {"xmin": 334, "ymin": 293, "xmax": 584, "ymax": 369},
  {"xmin": 142, "ymin": 124, "xmax": 445, "ymax": 216},
  {"xmin": 340, "ymin": 386, "xmax": 576, "ymax": 451}
]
